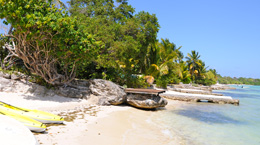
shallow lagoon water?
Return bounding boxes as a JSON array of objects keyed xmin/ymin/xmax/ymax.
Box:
[{"xmin": 151, "ymin": 85, "xmax": 260, "ymax": 145}]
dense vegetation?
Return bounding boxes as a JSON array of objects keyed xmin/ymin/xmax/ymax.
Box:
[
  {"xmin": 0, "ymin": 0, "xmax": 232, "ymax": 88},
  {"xmin": 218, "ymin": 75, "xmax": 260, "ymax": 85},
  {"xmin": 0, "ymin": 0, "xmax": 99, "ymax": 85}
]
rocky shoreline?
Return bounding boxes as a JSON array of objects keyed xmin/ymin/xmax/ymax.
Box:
[
  {"xmin": 0, "ymin": 72, "xmax": 241, "ymax": 144},
  {"xmin": 163, "ymin": 84, "xmax": 239, "ymax": 105},
  {"xmin": 0, "ymin": 73, "xmax": 168, "ymax": 109},
  {"xmin": 0, "ymin": 71, "xmax": 238, "ymax": 109}
]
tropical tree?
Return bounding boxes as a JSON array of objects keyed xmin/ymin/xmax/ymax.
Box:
[
  {"xmin": 0, "ymin": 0, "xmax": 98, "ymax": 85},
  {"xmin": 143, "ymin": 41, "xmax": 159, "ymax": 74},
  {"xmin": 186, "ymin": 50, "xmax": 202, "ymax": 82},
  {"xmin": 176, "ymin": 61, "xmax": 191, "ymax": 84},
  {"xmin": 209, "ymin": 69, "xmax": 218, "ymax": 80},
  {"xmin": 145, "ymin": 38, "xmax": 182, "ymax": 87},
  {"xmin": 0, "ymin": 0, "xmax": 67, "ymax": 70},
  {"xmin": 135, "ymin": 11, "xmax": 160, "ymax": 74},
  {"xmin": 48, "ymin": 0, "xmax": 67, "ymax": 8},
  {"xmin": 0, "ymin": 36, "xmax": 7, "ymax": 68},
  {"xmin": 191, "ymin": 60, "xmax": 218, "ymax": 85},
  {"xmin": 69, "ymin": 0, "xmax": 160, "ymax": 87},
  {"xmin": 3, "ymin": 0, "xmax": 66, "ymax": 34},
  {"xmin": 197, "ymin": 60, "xmax": 207, "ymax": 79},
  {"xmin": 176, "ymin": 48, "xmax": 184, "ymax": 63},
  {"xmin": 147, "ymin": 39, "xmax": 177, "ymax": 77}
]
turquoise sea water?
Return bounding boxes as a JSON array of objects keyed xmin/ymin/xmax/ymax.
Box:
[{"xmin": 152, "ymin": 85, "xmax": 260, "ymax": 145}]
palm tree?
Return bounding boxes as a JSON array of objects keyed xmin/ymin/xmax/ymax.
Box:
[
  {"xmin": 143, "ymin": 41, "xmax": 160, "ymax": 75},
  {"xmin": 197, "ymin": 60, "xmax": 207, "ymax": 80},
  {"xmin": 185, "ymin": 50, "xmax": 202, "ymax": 82},
  {"xmin": 147, "ymin": 38, "xmax": 178, "ymax": 78},
  {"xmin": 176, "ymin": 48, "xmax": 184, "ymax": 63},
  {"xmin": 209, "ymin": 69, "xmax": 218, "ymax": 80},
  {"xmin": 159, "ymin": 38, "xmax": 180, "ymax": 61},
  {"xmin": 176, "ymin": 61, "xmax": 191, "ymax": 83}
]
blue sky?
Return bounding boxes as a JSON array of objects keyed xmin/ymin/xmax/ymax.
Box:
[
  {"xmin": 1, "ymin": 0, "xmax": 259, "ymax": 78},
  {"xmin": 126, "ymin": 0, "xmax": 260, "ymax": 78}
]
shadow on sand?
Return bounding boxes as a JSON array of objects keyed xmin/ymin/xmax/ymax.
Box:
[{"xmin": 21, "ymin": 93, "xmax": 81, "ymax": 103}]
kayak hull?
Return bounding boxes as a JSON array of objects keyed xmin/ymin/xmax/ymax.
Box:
[
  {"xmin": 0, "ymin": 106, "xmax": 46, "ymax": 132},
  {"xmin": 0, "ymin": 101, "xmax": 64, "ymax": 124}
]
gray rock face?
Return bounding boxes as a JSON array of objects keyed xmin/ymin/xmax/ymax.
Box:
[
  {"xmin": 0, "ymin": 77, "xmax": 12, "ymax": 92},
  {"xmin": 2, "ymin": 73, "xmax": 11, "ymax": 79},
  {"xmin": 55, "ymin": 86, "xmax": 90, "ymax": 99},
  {"xmin": 1, "ymin": 74, "xmax": 168, "ymax": 109},
  {"xmin": 88, "ymin": 79, "xmax": 126, "ymax": 105},
  {"xmin": 55, "ymin": 80, "xmax": 90, "ymax": 98},
  {"xmin": 11, "ymin": 74, "xmax": 21, "ymax": 80},
  {"xmin": 161, "ymin": 93, "xmax": 239, "ymax": 105},
  {"xmin": 0, "ymin": 76, "xmax": 53, "ymax": 96},
  {"xmin": 126, "ymin": 94, "xmax": 168, "ymax": 109}
]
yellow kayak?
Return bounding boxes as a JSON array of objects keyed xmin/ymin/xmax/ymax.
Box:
[
  {"xmin": 0, "ymin": 107, "xmax": 46, "ymax": 132},
  {"xmin": 0, "ymin": 101, "xmax": 64, "ymax": 124}
]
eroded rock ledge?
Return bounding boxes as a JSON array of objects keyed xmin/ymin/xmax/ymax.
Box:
[{"xmin": 0, "ymin": 74, "xmax": 167, "ymax": 109}]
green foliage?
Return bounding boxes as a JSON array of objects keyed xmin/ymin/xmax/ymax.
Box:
[
  {"xmin": 0, "ymin": 66, "xmax": 11, "ymax": 74},
  {"xmin": 146, "ymin": 39, "xmax": 180, "ymax": 82},
  {"xmin": 0, "ymin": 0, "xmax": 99, "ymax": 85},
  {"xmin": 156, "ymin": 75, "xmax": 171, "ymax": 88},
  {"xmin": 176, "ymin": 61, "xmax": 191, "ymax": 84},
  {"xmin": 0, "ymin": 36, "xmax": 7, "ymax": 66},
  {"xmin": 0, "ymin": 0, "xmax": 237, "ymax": 88},
  {"xmin": 34, "ymin": 76, "xmax": 55, "ymax": 89},
  {"xmin": 127, "ymin": 75, "xmax": 150, "ymax": 88},
  {"xmin": 182, "ymin": 77, "xmax": 192, "ymax": 84},
  {"xmin": 185, "ymin": 51, "xmax": 202, "ymax": 80},
  {"xmin": 195, "ymin": 74, "xmax": 216, "ymax": 86},
  {"xmin": 169, "ymin": 75, "xmax": 181, "ymax": 84},
  {"xmin": 184, "ymin": 50, "xmax": 218, "ymax": 86},
  {"xmin": 69, "ymin": 0, "xmax": 160, "ymax": 87},
  {"xmin": 218, "ymin": 75, "xmax": 260, "ymax": 85},
  {"xmin": 209, "ymin": 69, "xmax": 218, "ymax": 80}
]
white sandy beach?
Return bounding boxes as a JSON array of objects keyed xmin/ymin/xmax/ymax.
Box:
[{"xmin": 0, "ymin": 91, "xmax": 186, "ymax": 145}]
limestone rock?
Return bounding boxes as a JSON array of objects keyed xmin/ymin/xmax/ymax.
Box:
[
  {"xmin": 11, "ymin": 74, "xmax": 21, "ymax": 80},
  {"xmin": 126, "ymin": 94, "xmax": 168, "ymax": 109},
  {"xmin": 0, "ymin": 77, "xmax": 29, "ymax": 93},
  {"xmin": 88, "ymin": 79, "xmax": 126, "ymax": 105},
  {"xmin": 210, "ymin": 84, "xmax": 236, "ymax": 90},
  {"xmin": 0, "ymin": 77, "xmax": 11, "ymax": 91},
  {"xmin": 2, "ymin": 73, "xmax": 11, "ymax": 79},
  {"xmin": 55, "ymin": 86, "xmax": 90, "ymax": 98},
  {"xmin": 160, "ymin": 93, "xmax": 239, "ymax": 105},
  {"xmin": 55, "ymin": 80, "xmax": 90, "ymax": 98}
]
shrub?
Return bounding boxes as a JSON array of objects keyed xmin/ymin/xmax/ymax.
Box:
[{"xmin": 0, "ymin": 0, "xmax": 99, "ymax": 86}]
